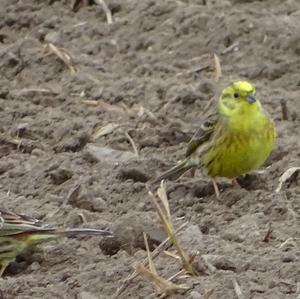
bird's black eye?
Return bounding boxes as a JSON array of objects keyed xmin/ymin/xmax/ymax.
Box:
[{"xmin": 233, "ymin": 92, "xmax": 239, "ymax": 98}]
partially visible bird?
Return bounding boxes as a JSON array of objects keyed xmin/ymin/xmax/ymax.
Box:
[
  {"xmin": 153, "ymin": 81, "xmax": 276, "ymax": 197},
  {"xmin": 0, "ymin": 208, "xmax": 112, "ymax": 276}
]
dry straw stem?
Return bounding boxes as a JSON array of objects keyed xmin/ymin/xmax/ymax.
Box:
[
  {"xmin": 114, "ymin": 221, "xmax": 188, "ymax": 298},
  {"xmin": 47, "ymin": 185, "xmax": 81, "ymax": 218},
  {"xmin": 0, "ymin": 133, "xmax": 23, "ymax": 148},
  {"xmin": 135, "ymin": 233, "xmax": 189, "ymax": 298},
  {"xmin": 138, "ymin": 106, "xmax": 161, "ymax": 126},
  {"xmin": 276, "ymin": 167, "xmax": 300, "ymax": 193},
  {"xmin": 94, "ymin": 0, "xmax": 113, "ymax": 24},
  {"xmin": 125, "ymin": 132, "xmax": 140, "ymax": 160},
  {"xmin": 3, "ymin": 130, "xmax": 48, "ymax": 153},
  {"xmin": 12, "ymin": 88, "xmax": 59, "ymax": 96},
  {"xmin": 149, "ymin": 181, "xmax": 198, "ymax": 276},
  {"xmin": 232, "ymin": 278, "xmax": 244, "ymax": 299},
  {"xmin": 262, "ymin": 223, "xmax": 273, "ymax": 243},
  {"xmin": 213, "ymin": 53, "xmax": 222, "ymax": 81},
  {"xmin": 221, "ymin": 41, "xmax": 239, "ymax": 55},
  {"xmin": 136, "ymin": 264, "xmax": 189, "ymax": 299},
  {"xmin": 203, "ymin": 289, "xmax": 215, "ymax": 299},
  {"xmin": 143, "ymin": 233, "xmax": 158, "ymax": 276},
  {"xmin": 167, "ymin": 269, "xmax": 186, "ymax": 282},
  {"xmin": 278, "ymin": 237, "xmax": 296, "ymax": 250},
  {"xmin": 0, "ymin": 133, "xmax": 40, "ymax": 152},
  {"xmin": 91, "ymin": 123, "xmax": 120, "ymax": 141},
  {"xmin": 45, "ymin": 43, "xmax": 77, "ymax": 74}
]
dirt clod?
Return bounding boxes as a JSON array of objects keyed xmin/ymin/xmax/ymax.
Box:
[
  {"xmin": 0, "ymin": 0, "xmax": 299, "ymax": 298},
  {"xmin": 110, "ymin": 212, "xmax": 166, "ymax": 254},
  {"xmin": 222, "ymin": 214, "xmax": 265, "ymax": 243},
  {"xmin": 49, "ymin": 168, "xmax": 73, "ymax": 185},
  {"xmin": 201, "ymin": 255, "xmax": 236, "ymax": 272}
]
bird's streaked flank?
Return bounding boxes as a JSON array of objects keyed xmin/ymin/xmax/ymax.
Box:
[
  {"xmin": 153, "ymin": 81, "xmax": 276, "ymax": 197},
  {"xmin": 0, "ymin": 209, "xmax": 112, "ymax": 276}
]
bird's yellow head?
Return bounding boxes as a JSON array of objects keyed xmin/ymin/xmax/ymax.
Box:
[{"xmin": 219, "ymin": 81, "xmax": 261, "ymax": 116}]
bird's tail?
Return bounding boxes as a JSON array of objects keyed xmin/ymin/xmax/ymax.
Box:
[
  {"xmin": 151, "ymin": 159, "xmax": 195, "ymax": 184},
  {"xmin": 53, "ymin": 228, "xmax": 113, "ymax": 237},
  {"xmin": 25, "ymin": 227, "xmax": 113, "ymax": 244}
]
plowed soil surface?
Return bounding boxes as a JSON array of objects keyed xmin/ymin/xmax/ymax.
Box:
[{"xmin": 0, "ymin": 0, "xmax": 300, "ymax": 298}]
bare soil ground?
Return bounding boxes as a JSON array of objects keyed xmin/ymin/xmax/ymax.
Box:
[{"xmin": 0, "ymin": 0, "xmax": 300, "ymax": 298}]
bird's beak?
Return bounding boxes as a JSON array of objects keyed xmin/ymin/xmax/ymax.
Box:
[{"xmin": 246, "ymin": 93, "xmax": 256, "ymax": 104}]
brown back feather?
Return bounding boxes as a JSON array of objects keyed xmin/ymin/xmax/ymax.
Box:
[{"xmin": 185, "ymin": 112, "xmax": 218, "ymax": 157}]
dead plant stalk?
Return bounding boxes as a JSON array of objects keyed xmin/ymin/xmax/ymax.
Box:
[
  {"xmin": 149, "ymin": 181, "xmax": 197, "ymax": 275},
  {"xmin": 114, "ymin": 222, "xmax": 188, "ymax": 298},
  {"xmin": 94, "ymin": 0, "xmax": 113, "ymax": 24}
]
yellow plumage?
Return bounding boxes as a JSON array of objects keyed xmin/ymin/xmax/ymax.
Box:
[{"xmin": 153, "ymin": 81, "xmax": 276, "ymax": 197}]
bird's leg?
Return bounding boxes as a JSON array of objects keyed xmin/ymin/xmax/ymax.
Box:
[
  {"xmin": 212, "ymin": 179, "xmax": 220, "ymax": 198},
  {"xmin": 232, "ymin": 178, "xmax": 241, "ymax": 188}
]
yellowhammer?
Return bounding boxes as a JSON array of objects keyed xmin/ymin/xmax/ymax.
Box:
[
  {"xmin": 0, "ymin": 208, "xmax": 112, "ymax": 276},
  {"xmin": 153, "ymin": 81, "xmax": 276, "ymax": 197}
]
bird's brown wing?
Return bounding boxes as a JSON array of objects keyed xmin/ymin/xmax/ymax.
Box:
[
  {"xmin": 0, "ymin": 209, "xmax": 40, "ymax": 226},
  {"xmin": 0, "ymin": 209, "xmax": 113, "ymax": 237},
  {"xmin": 0, "ymin": 209, "xmax": 48, "ymax": 236},
  {"xmin": 185, "ymin": 112, "xmax": 218, "ymax": 157}
]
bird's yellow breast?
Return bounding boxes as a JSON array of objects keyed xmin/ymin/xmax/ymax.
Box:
[{"xmin": 201, "ymin": 114, "xmax": 275, "ymax": 179}]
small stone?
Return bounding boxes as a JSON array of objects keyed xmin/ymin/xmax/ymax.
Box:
[
  {"xmin": 91, "ymin": 197, "xmax": 107, "ymax": 212},
  {"xmin": 84, "ymin": 144, "xmax": 136, "ymax": 163},
  {"xmin": 79, "ymin": 291, "xmax": 98, "ymax": 299},
  {"xmin": 90, "ymin": 87, "xmax": 104, "ymax": 99},
  {"xmin": 221, "ymin": 188, "xmax": 249, "ymax": 207},
  {"xmin": 31, "ymin": 148, "xmax": 45, "ymax": 157},
  {"xmin": 49, "ymin": 168, "xmax": 73, "ymax": 185},
  {"xmin": 44, "ymin": 31, "xmax": 61, "ymax": 44},
  {"xmin": 188, "ymin": 291, "xmax": 202, "ymax": 299}
]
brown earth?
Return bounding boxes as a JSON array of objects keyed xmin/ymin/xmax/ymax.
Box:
[{"xmin": 0, "ymin": 0, "xmax": 300, "ymax": 298}]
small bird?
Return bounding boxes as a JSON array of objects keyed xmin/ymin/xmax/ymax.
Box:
[
  {"xmin": 0, "ymin": 208, "xmax": 112, "ymax": 276},
  {"xmin": 153, "ymin": 81, "xmax": 276, "ymax": 197}
]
